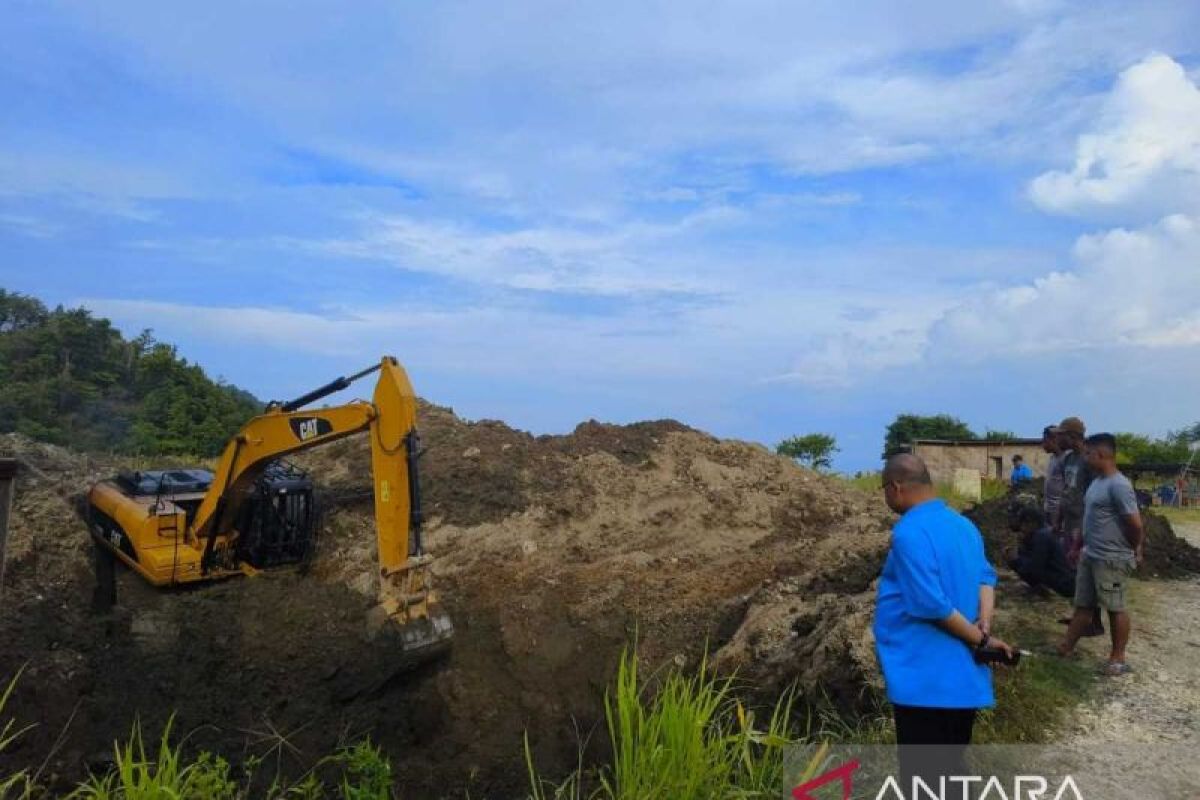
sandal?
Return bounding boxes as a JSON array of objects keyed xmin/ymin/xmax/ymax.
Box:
[{"xmin": 1098, "ymin": 661, "xmax": 1132, "ymax": 677}]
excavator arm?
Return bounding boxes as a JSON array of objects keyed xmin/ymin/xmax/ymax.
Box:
[{"xmin": 188, "ymin": 356, "xmax": 451, "ymax": 660}]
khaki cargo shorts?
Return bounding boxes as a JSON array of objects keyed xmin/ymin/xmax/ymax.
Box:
[{"xmin": 1074, "ymin": 556, "xmax": 1134, "ymax": 612}]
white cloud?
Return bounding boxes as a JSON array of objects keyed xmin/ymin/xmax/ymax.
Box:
[
  {"xmin": 78, "ymin": 268, "xmax": 971, "ymax": 397},
  {"xmin": 766, "ymin": 308, "xmax": 945, "ymax": 388},
  {"xmin": 0, "ymin": 213, "xmax": 62, "ymax": 239},
  {"xmin": 1029, "ymin": 54, "xmax": 1200, "ymax": 220},
  {"xmin": 77, "ymin": 296, "xmax": 720, "ymax": 380},
  {"xmin": 77, "ymin": 299, "xmax": 440, "ymax": 358},
  {"xmin": 775, "ymin": 135, "xmax": 935, "ymax": 174},
  {"xmin": 0, "ymin": 152, "xmax": 191, "ymax": 221},
  {"xmin": 13, "ymin": 5, "xmax": 1200, "ymax": 415},
  {"xmin": 924, "ymin": 58, "xmax": 1200, "ymax": 363},
  {"xmin": 20, "ymin": 0, "xmax": 1196, "ymax": 209},
  {"xmin": 775, "ymin": 54, "xmax": 1200, "ymax": 385},
  {"xmin": 931, "ymin": 212, "xmax": 1200, "ymax": 357},
  {"xmin": 288, "ymin": 209, "xmax": 744, "ymax": 297}
]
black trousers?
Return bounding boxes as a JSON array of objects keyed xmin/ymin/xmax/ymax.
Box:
[
  {"xmin": 893, "ymin": 704, "xmax": 977, "ymax": 745},
  {"xmin": 893, "ymin": 705, "xmax": 977, "ymax": 798}
]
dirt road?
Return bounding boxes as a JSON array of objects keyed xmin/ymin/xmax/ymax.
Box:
[{"xmin": 1050, "ymin": 519, "xmax": 1200, "ymax": 795}]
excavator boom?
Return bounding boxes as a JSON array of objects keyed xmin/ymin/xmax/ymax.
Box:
[{"xmin": 86, "ymin": 356, "xmax": 453, "ymax": 666}]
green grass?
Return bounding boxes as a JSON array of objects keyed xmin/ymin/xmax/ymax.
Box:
[
  {"xmin": 0, "ymin": 594, "xmax": 1105, "ymax": 800},
  {"xmin": 525, "ymin": 650, "xmax": 829, "ymax": 800},
  {"xmin": 934, "ymin": 478, "xmax": 1008, "ymax": 510},
  {"xmin": 1154, "ymin": 505, "xmax": 1200, "ymax": 527},
  {"xmin": 0, "ymin": 711, "xmax": 398, "ymax": 800},
  {"xmin": 0, "ymin": 668, "xmax": 36, "ymax": 800},
  {"xmin": 522, "ymin": 620, "xmax": 1096, "ymax": 800},
  {"xmin": 68, "ymin": 717, "xmax": 239, "ymax": 800},
  {"xmin": 840, "ymin": 471, "xmax": 882, "ymax": 495},
  {"xmin": 973, "ymin": 585, "xmax": 1096, "ymax": 744},
  {"xmin": 837, "ymin": 471, "xmax": 1008, "ymax": 509}
]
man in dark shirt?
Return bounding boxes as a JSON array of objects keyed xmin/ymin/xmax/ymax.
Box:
[
  {"xmin": 1053, "ymin": 416, "xmax": 1103, "ymax": 636},
  {"xmin": 1054, "ymin": 416, "xmax": 1093, "ymax": 561},
  {"xmin": 1042, "ymin": 425, "xmax": 1065, "ymax": 522},
  {"xmin": 1007, "ymin": 504, "xmax": 1075, "ymax": 598}
]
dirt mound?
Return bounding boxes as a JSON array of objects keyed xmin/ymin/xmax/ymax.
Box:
[
  {"xmin": 0, "ymin": 434, "xmax": 106, "ymax": 592},
  {"xmin": 0, "ymin": 412, "xmax": 892, "ymax": 798},
  {"xmin": 1137, "ymin": 513, "xmax": 1200, "ymax": 578},
  {"xmin": 310, "ymin": 403, "xmax": 696, "ymax": 528},
  {"xmin": 965, "ymin": 491, "xmax": 1200, "ymax": 579}
]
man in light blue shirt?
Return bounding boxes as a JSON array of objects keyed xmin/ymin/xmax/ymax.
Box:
[
  {"xmin": 1010, "ymin": 454, "xmax": 1033, "ymax": 488},
  {"xmin": 875, "ymin": 454, "xmax": 1014, "ymax": 750}
]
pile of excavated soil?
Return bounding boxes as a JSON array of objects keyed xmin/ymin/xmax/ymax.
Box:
[
  {"xmin": 0, "ymin": 407, "xmax": 893, "ymax": 798},
  {"xmin": 965, "ymin": 491, "xmax": 1200, "ymax": 579}
]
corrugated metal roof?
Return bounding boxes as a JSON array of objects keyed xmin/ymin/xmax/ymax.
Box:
[{"xmin": 910, "ymin": 438, "xmax": 1043, "ymax": 446}]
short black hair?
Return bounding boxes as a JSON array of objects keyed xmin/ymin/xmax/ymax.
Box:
[
  {"xmin": 1012, "ymin": 454, "xmax": 1023, "ymax": 462},
  {"xmin": 1085, "ymin": 432, "xmax": 1117, "ymax": 454},
  {"xmin": 1042, "ymin": 425, "xmax": 1057, "ymax": 437}
]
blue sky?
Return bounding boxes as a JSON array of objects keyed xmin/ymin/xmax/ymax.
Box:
[{"xmin": 3, "ymin": 1, "xmax": 1200, "ymax": 470}]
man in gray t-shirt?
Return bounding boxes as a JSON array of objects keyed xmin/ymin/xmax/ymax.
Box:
[
  {"xmin": 1057, "ymin": 433, "xmax": 1145, "ymax": 676},
  {"xmin": 1084, "ymin": 472, "xmax": 1140, "ymax": 565}
]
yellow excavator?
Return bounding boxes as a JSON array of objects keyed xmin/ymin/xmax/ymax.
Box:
[{"xmin": 86, "ymin": 356, "xmax": 453, "ymax": 663}]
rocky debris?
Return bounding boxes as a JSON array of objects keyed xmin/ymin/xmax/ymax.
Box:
[{"xmin": 1051, "ymin": 522, "xmax": 1200, "ymax": 791}]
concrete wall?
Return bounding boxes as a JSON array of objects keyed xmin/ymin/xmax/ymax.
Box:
[{"xmin": 911, "ymin": 441, "xmax": 1049, "ymax": 486}]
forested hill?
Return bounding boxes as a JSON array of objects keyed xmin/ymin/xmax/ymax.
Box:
[{"xmin": 0, "ymin": 289, "xmax": 261, "ymax": 455}]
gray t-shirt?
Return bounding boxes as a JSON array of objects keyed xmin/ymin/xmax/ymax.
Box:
[
  {"xmin": 1044, "ymin": 452, "xmax": 1065, "ymax": 516},
  {"xmin": 1083, "ymin": 472, "xmax": 1140, "ymax": 564}
]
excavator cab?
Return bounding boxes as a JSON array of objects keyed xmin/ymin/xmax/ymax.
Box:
[
  {"xmin": 99, "ymin": 462, "xmax": 318, "ymax": 572},
  {"xmin": 87, "ymin": 356, "xmax": 453, "ymax": 669},
  {"xmin": 233, "ymin": 461, "xmax": 317, "ymax": 569}
]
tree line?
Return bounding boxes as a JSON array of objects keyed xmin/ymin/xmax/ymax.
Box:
[
  {"xmin": 776, "ymin": 413, "xmax": 1200, "ymax": 471},
  {"xmin": 0, "ymin": 289, "xmax": 261, "ymax": 456}
]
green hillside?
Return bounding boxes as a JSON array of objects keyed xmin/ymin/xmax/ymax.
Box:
[{"xmin": 0, "ymin": 289, "xmax": 261, "ymax": 455}]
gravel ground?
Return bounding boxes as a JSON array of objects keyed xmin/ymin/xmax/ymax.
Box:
[{"xmin": 1049, "ymin": 519, "xmax": 1200, "ymax": 796}]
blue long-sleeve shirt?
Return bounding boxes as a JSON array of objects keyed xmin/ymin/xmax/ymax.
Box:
[
  {"xmin": 873, "ymin": 499, "xmax": 998, "ymax": 709},
  {"xmin": 1011, "ymin": 463, "xmax": 1033, "ymax": 486}
]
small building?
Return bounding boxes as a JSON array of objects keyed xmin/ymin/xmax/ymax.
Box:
[{"xmin": 904, "ymin": 438, "xmax": 1048, "ymax": 486}]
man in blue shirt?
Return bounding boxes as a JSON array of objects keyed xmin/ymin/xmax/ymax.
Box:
[
  {"xmin": 875, "ymin": 454, "xmax": 1014, "ymax": 752},
  {"xmin": 1010, "ymin": 454, "xmax": 1033, "ymax": 488}
]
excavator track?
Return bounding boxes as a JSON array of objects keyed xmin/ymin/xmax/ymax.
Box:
[{"xmin": 85, "ymin": 355, "xmax": 455, "ymax": 669}]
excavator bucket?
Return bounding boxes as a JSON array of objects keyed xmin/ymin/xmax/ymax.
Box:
[{"xmin": 366, "ymin": 554, "xmax": 454, "ymax": 669}]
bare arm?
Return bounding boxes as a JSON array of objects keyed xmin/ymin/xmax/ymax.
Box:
[
  {"xmin": 936, "ymin": 609, "xmax": 1012, "ymax": 656},
  {"xmin": 977, "ymin": 584, "xmax": 995, "ymax": 635},
  {"xmin": 1121, "ymin": 513, "xmax": 1145, "ymax": 560}
]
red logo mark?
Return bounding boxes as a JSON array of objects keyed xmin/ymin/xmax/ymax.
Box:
[{"xmin": 791, "ymin": 759, "xmax": 861, "ymax": 800}]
